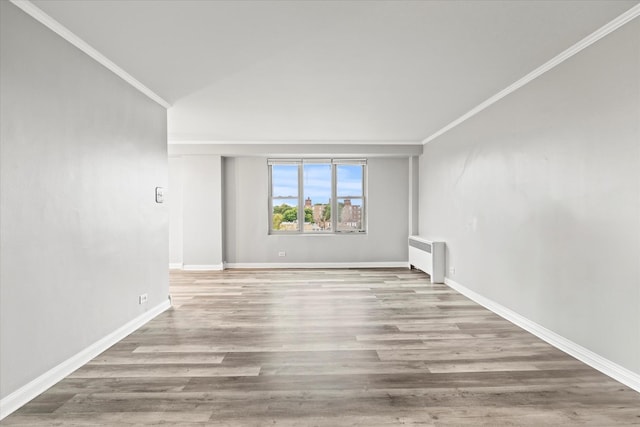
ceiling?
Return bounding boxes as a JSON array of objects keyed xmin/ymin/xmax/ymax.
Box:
[{"xmin": 31, "ymin": 0, "xmax": 639, "ymax": 144}]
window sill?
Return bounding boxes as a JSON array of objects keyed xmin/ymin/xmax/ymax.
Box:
[{"xmin": 268, "ymin": 231, "xmax": 367, "ymax": 237}]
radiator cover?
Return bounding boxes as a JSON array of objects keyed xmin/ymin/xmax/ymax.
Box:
[{"xmin": 408, "ymin": 236, "xmax": 445, "ymax": 283}]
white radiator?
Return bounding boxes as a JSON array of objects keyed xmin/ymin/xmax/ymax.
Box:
[{"xmin": 408, "ymin": 236, "xmax": 445, "ymax": 283}]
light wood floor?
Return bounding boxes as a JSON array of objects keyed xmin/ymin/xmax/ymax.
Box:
[{"xmin": 3, "ymin": 268, "xmax": 640, "ymax": 426}]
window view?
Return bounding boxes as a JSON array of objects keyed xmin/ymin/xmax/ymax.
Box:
[
  {"xmin": 303, "ymin": 163, "xmax": 331, "ymax": 232},
  {"xmin": 336, "ymin": 164, "xmax": 364, "ymax": 232},
  {"xmin": 269, "ymin": 159, "xmax": 366, "ymax": 234},
  {"xmin": 271, "ymin": 164, "xmax": 299, "ymax": 232}
]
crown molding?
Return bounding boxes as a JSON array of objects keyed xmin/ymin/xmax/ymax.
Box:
[
  {"xmin": 9, "ymin": 0, "xmax": 171, "ymax": 109},
  {"xmin": 422, "ymin": 3, "xmax": 640, "ymax": 145},
  {"xmin": 167, "ymin": 142, "xmax": 423, "ymax": 157},
  {"xmin": 168, "ymin": 139, "xmax": 422, "ymax": 146}
]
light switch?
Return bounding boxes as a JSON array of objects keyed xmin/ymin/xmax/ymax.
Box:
[{"xmin": 155, "ymin": 187, "xmax": 165, "ymax": 203}]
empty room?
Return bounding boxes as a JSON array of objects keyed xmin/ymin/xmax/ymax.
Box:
[{"xmin": 1, "ymin": 0, "xmax": 640, "ymax": 425}]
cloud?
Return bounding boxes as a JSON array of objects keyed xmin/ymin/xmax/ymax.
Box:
[{"xmin": 272, "ymin": 163, "xmax": 364, "ymax": 203}]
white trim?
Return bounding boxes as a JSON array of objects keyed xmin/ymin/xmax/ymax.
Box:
[
  {"xmin": 169, "ymin": 263, "xmax": 183, "ymax": 270},
  {"xmin": 422, "ymin": 4, "xmax": 640, "ymax": 145},
  {"xmin": 8, "ymin": 0, "xmax": 171, "ymax": 109},
  {"xmin": 224, "ymin": 262, "xmax": 409, "ymax": 269},
  {"xmin": 444, "ymin": 277, "xmax": 640, "ymax": 394},
  {"xmin": 182, "ymin": 264, "xmax": 224, "ymax": 271},
  {"xmin": 168, "ymin": 139, "xmax": 422, "ymax": 146},
  {"xmin": 0, "ymin": 300, "xmax": 172, "ymax": 420}
]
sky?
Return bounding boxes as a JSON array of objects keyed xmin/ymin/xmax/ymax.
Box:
[{"xmin": 272, "ymin": 164, "xmax": 363, "ymax": 205}]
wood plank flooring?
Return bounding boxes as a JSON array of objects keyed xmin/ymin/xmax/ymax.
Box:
[{"xmin": 3, "ymin": 268, "xmax": 640, "ymax": 425}]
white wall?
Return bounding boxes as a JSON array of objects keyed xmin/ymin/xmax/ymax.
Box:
[
  {"xmin": 0, "ymin": 2, "xmax": 169, "ymax": 400},
  {"xmin": 182, "ymin": 155, "xmax": 224, "ymax": 269},
  {"xmin": 169, "ymin": 155, "xmax": 224, "ymax": 269},
  {"xmin": 223, "ymin": 156, "xmax": 409, "ymax": 265},
  {"xmin": 419, "ymin": 18, "xmax": 639, "ymax": 375},
  {"xmin": 168, "ymin": 156, "xmax": 184, "ymax": 267},
  {"xmin": 408, "ymin": 156, "xmax": 420, "ymax": 236}
]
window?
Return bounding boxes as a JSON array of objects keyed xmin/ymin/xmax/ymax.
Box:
[
  {"xmin": 336, "ymin": 162, "xmax": 364, "ymax": 232},
  {"xmin": 304, "ymin": 161, "xmax": 332, "ymax": 232},
  {"xmin": 269, "ymin": 159, "xmax": 366, "ymax": 234}
]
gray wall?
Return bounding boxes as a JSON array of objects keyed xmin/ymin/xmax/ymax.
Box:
[
  {"xmin": 0, "ymin": 2, "xmax": 169, "ymax": 399},
  {"xmin": 419, "ymin": 18, "xmax": 639, "ymax": 374},
  {"xmin": 167, "ymin": 143, "xmax": 421, "ymax": 267},
  {"xmin": 223, "ymin": 156, "xmax": 409, "ymax": 264},
  {"xmin": 168, "ymin": 155, "xmax": 411, "ymax": 265},
  {"xmin": 168, "ymin": 156, "xmax": 184, "ymax": 266},
  {"xmin": 182, "ymin": 155, "xmax": 224, "ymax": 268}
]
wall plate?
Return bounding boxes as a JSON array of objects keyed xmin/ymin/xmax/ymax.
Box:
[{"xmin": 155, "ymin": 187, "xmax": 164, "ymax": 203}]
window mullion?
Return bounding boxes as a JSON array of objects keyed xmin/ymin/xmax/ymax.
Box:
[
  {"xmin": 268, "ymin": 165, "xmax": 273, "ymax": 233},
  {"xmin": 331, "ymin": 163, "xmax": 337, "ymax": 232},
  {"xmin": 298, "ymin": 164, "xmax": 304, "ymax": 232},
  {"xmin": 362, "ymin": 164, "xmax": 367, "ymax": 232}
]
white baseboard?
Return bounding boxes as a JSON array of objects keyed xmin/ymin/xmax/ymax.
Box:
[
  {"xmin": 444, "ymin": 277, "xmax": 640, "ymax": 393},
  {"xmin": 169, "ymin": 263, "xmax": 183, "ymax": 269},
  {"xmin": 224, "ymin": 261, "xmax": 409, "ymax": 269},
  {"xmin": 182, "ymin": 264, "xmax": 224, "ymax": 271},
  {"xmin": 0, "ymin": 300, "xmax": 172, "ymax": 420}
]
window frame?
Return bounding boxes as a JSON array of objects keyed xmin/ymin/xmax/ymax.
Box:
[
  {"xmin": 268, "ymin": 159, "xmax": 367, "ymax": 235},
  {"xmin": 268, "ymin": 160, "xmax": 303, "ymax": 233}
]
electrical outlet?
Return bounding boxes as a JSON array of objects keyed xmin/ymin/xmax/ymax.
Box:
[
  {"xmin": 278, "ymin": 251, "xmax": 286, "ymax": 257},
  {"xmin": 449, "ymin": 267, "xmax": 456, "ymax": 276},
  {"xmin": 139, "ymin": 293, "xmax": 148, "ymax": 304}
]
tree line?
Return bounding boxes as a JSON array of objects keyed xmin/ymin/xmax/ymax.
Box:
[{"xmin": 272, "ymin": 203, "xmax": 330, "ymax": 230}]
